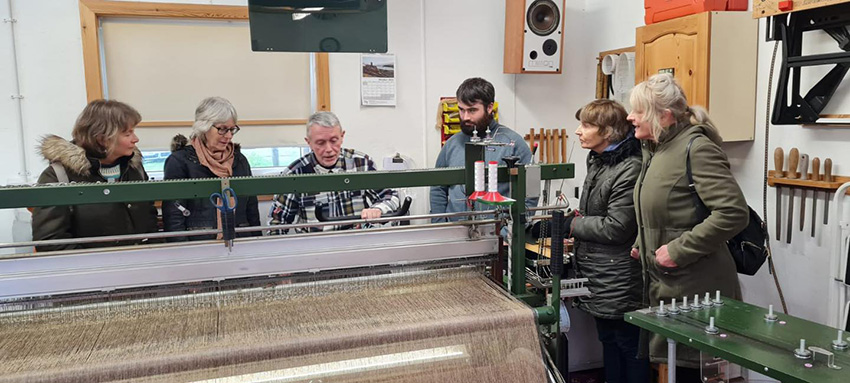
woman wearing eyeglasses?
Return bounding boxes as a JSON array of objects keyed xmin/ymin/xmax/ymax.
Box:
[{"xmin": 163, "ymin": 96, "xmax": 260, "ymax": 241}]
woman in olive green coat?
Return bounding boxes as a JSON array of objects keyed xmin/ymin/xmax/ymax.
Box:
[{"xmin": 627, "ymin": 74, "xmax": 748, "ymax": 379}]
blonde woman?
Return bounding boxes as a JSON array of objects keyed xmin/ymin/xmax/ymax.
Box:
[
  {"xmin": 628, "ymin": 73, "xmax": 748, "ymax": 381},
  {"xmin": 32, "ymin": 99, "xmax": 158, "ymax": 251}
]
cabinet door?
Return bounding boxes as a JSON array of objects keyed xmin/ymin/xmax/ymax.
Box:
[{"xmin": 635, "ymin": 12, "xmax": 710, "ymax": 108}]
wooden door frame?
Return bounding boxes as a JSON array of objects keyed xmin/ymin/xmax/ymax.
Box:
[{"xmin": 78, "ymin": 0, "xmax": 330, "ymax": 127}]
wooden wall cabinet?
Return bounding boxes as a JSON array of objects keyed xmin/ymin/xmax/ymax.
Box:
[{"xmin": 635, "ymin": 11, "xmax": 758, "ymax": 142}]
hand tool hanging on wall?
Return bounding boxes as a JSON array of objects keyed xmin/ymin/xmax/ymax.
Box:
[
  {"xmin": 774, "ymin": 147, "xmax": 784, "ymax": 241},
  {"xmin": 824, "ymin": 158, "xmax": 833, "ymax": 225},
  {"xmin": 529, "ymin": 128, "xmax": 536, "ymax": 163},
  {"xmin": 786, "ymin": 148, "xmax": 799, "ymax": 244},
  {"xmin": 799, "ymin": 154, "xmax": 809, "ymax": 232},
  {"xmin": 811, "ymin": 157, "xmax": 820, "ymax": 238}
]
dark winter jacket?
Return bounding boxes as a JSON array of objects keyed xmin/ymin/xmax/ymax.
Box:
[
  {"xmin": 31, "ymin": 135, "xmax": 159, "ymax": 252},
  {"xmin": 634, "ymin": 122, "xmax": 748, "ymax": 367},
  {"xmin": 571, "ymin": 136, "xmax": 643, "ymax": 320},
  {"xmin": 162, "ymin": 135, "xmax": 260, "ymax": 241}
]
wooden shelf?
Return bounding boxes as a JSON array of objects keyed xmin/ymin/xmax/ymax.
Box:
[
  {"xmin": 768, "ymin": 170, "xmax": 850, "ymax": 192},
  {"xmin": 754, "ymin": 0, "xmax": 850, "ymax": 19}
]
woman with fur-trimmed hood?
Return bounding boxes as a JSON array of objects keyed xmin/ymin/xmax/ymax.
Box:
[
  {"xmin": 31, "ymin": 100, "xmax": 158, "ymax": 252},
  {"xmin": 162, "ymin": 97, "xmax": 260, "ymax": 241}
]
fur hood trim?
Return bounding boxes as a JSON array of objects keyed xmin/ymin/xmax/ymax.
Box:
[{"xmin": 38, "ymin": 135, "xmax": 142, "ymax": 176}]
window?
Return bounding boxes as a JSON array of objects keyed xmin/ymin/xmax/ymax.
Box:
[{"xmin": 143, "ymin": 146, "xmax": 311, "ymax": 180}]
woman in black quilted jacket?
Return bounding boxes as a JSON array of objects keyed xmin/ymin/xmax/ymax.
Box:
[
  {"xmin": 567, "ymin": 99, "xmax": 647, "ymax": 383},
  {"xmin": 162, "ymin": 97, "xmax": 260, "ymax": 241}
]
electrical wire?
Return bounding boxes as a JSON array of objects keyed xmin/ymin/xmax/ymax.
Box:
[
  {"xmin": 763, "ymin": 39, "xmax": 789, "ymax": 315},
  {"xmin": 556, "ymin": 139, "xmax": 577, "ymax": 204}
]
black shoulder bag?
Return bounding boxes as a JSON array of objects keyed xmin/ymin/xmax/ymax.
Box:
[{"xmin": 686, "ymin": 136, "xmax": 769, "ymax": 275}]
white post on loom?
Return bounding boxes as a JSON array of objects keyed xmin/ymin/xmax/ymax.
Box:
[
  {"xmin": 669, "ymin": 298, "xmax": 679, "ymax": 314},
  {"xmin": 834, "ymin": 330, "xmax": 848, "ymax": 350},
  {"xmin": 713, "ymin": 290, "xmax": 724, "ymax": 306},
  {"xmin": 765, "ymin": 304, "xmax": 778, "ymax": 322},
  {"xmin": 488, "ymin": 161, "xmax": 498, "ymax": 192},
  {"xmin": 705, "ymin": 316, "xmax": 719, "ymax": 334},
  {"xmin": 475, "ymin": 161, "xmax": 485, "ymax": 192},
  {"xmin": 657, "ymin": 300, "xmax": 667, "ymax": 316}
]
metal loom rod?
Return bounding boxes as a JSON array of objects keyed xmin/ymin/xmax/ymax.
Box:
[
  {"xmin": 256, "ymin": 209, "xmax": 502, "ymax": 233},
  {"xmin": 0, "ymin": 211, "xmax": 502, "ymax": 250}
]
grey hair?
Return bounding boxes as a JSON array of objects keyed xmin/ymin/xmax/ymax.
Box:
[
  {"xmin": 629, "ymin": 73, "xmax": 717, "ymax": 142},
  {"xmin": 190, "ymin": 97, "xmax": 238, "ymax": 142},
  {"xmin": 306, "ymin": 111, "xmax": 342, "ymax": 136}
]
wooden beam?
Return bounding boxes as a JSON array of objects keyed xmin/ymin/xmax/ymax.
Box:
[
  {"xmin": 81, "ymin": 0, "xmax": 247, "ymax": 19},
  {"xmin": 137, "ymin": 119, "xmax": 308, "ymax": 128},
  {"xmin": 78, "ymin": 0, "xmax": 330, "ymax": 116},
  {"xmin": 315, "ymin": 53, "xmax": 331, "ymax": 111},
  {"xmin": 754, "ymin": 0, "xmax": 850, "ymax": 18},
  {"xmin": 79, "ymin": 1, "xmax": 102, "ymax": 103}
]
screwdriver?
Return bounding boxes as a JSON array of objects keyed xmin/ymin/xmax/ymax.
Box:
[
  {"xmin": 786, "ymin": 148, "xmax": 799, "ymax": 244},
  {"xmin": 774, "ymin": 148, "xmax": 784, "ymax": 242},
  {"xmin": 824, "ymin": 158, "xmax": 833, "ymax": 225},
  {"xmin": 811, "ymin": 157, "xmax": 820, "ymax": 237}
]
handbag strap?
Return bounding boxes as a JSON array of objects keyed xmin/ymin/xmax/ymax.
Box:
[
  {"xmin": 686, "ymin": 136, "xmax": 710, "ymax": 219},
  {"xmin": 50, "ymin": 162, "xmax": 69, "ymax": 183}
]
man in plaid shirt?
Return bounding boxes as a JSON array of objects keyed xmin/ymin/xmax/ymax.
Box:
[{"xmin": 269, "ymin": 111, "xmax": 400, "ymax": 233}]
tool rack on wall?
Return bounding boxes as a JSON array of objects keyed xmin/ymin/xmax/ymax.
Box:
[
  {"xmin": 436, "ymin": 97, "xmax": 500, "ymax": 147},
  {"xmin": 767, "ymin": 173, "xmax": 850, "ymax": 190},
  {"xmin": 759, "ymin": 0, "xmax": 850, "ymax": 125}
]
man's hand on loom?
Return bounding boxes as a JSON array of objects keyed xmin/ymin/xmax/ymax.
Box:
[{"xmin": 361, "ymin": 208, "xmax": 382, "ymax": 220}]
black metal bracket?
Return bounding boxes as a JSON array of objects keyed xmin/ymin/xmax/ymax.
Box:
[{"xmin": 769, "ymin": 3, "xmax": 850, "ymax": 125}]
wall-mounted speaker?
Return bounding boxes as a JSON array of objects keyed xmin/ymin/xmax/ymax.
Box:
[{"xmin": 504, "ymin": 0, "xmax": 565, "ymax": 74}]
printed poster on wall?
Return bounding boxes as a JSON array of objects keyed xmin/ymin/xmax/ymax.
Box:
[{"xmin": 361, "ymin": 54, "xmax": 396, "ymax": 106}]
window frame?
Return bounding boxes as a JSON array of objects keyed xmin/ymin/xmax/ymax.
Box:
[
  {"xmin": 78, "ymin": 0, "xmax": 331, "ymax": 129},
  {"xmin": 142, "ymin": 146, "xmax": 312, "ymax": 180}
]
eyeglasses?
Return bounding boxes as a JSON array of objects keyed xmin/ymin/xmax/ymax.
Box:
[{"xmin": 214, "ymin": 125, "xmax": 240, "ymax": 135}]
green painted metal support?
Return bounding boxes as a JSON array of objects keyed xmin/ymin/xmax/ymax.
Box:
[
  {"xmin": 534, "ymin": 305, "xmax": 557, "ymax": 325},
  {"xmin": 464, "ymin": 143, "xmax": 485, "ymax": 195},
  {"xmin": 509, "ymin": 165, "xmax": 527, "ymax": 296},
  {"xmin": 515, "ymin": 293, "xmax": 546, "ymax": 307},
  {"xmin": 0, "ymin": 165, "xmax": 572, "ymax": 209},
  {"xmin": 627, "ymin": 298, "xmax": 849, "ymax": 383}
]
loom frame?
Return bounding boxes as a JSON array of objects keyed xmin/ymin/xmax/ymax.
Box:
[
  {"xmin": 0, "ymin": 163, "xmax": 575, "ymax": 375},
  {"xmin": 0, "ymin": 224, "xmax": 500, "ymax": 300}
]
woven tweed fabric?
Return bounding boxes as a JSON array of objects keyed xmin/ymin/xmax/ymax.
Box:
[{"xmin": 0, "ymin": 269, "xmax": 547, "ymax": 382}]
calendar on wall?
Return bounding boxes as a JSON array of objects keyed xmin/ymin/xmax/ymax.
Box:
[{"xmin": 361, "ymin": 54, "xmax": 397, "ymax": 107}]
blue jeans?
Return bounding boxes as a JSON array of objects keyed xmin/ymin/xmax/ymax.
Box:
[{"xmin": 595, "ymin": 317, "xmax": 650, "ymax": 383}]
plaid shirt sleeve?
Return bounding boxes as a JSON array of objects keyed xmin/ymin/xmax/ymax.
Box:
[
  {"xmin": 269, "ymin": 167, "xmax": 301, "ymax": 228},
  {"xmin": 271, "ymin": 192, "xmax": 300, "ymax": 225},
  {"xmin": 362, "ymin": 156, "xmax": 400, "ymax": 214}
]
